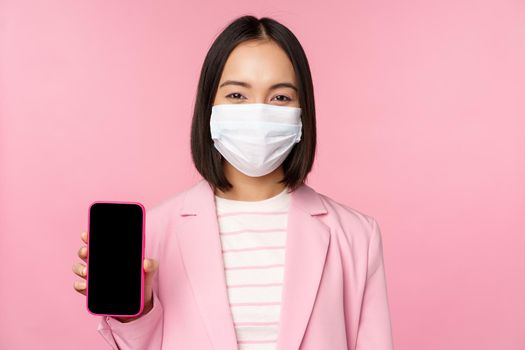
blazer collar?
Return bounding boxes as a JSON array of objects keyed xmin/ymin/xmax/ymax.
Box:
[{"xmin": 176, "ymin": 179, "xmax": 330, "ymax": 350}]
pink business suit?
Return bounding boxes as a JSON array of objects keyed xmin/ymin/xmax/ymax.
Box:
[{"xmin": 97, "ymin": 179, "xmax": 394, "ymax": 349}]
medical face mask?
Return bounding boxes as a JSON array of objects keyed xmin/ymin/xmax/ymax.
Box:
[{"xmin": 209, "ymin": 103, "xmax": 303, "ymax": 177}]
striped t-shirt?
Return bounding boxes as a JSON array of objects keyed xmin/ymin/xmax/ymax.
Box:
[{"xmin": 214, "ymin": 186, "xmax": 290, "ymax": 350}]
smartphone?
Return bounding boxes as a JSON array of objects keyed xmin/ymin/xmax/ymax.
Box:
[{"xmin": 86, "ymin": 201, "xmax": 145, "ymax": 318}]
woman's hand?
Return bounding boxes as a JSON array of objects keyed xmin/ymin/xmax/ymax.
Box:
[{"xmin": 72, "ymin": 230, "xmax": 159, "ymax": 323}]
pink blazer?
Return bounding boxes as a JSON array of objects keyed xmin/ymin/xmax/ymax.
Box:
[{"xmin": 96, "ymin": 179, "xmax": 394, "ymax": 349}]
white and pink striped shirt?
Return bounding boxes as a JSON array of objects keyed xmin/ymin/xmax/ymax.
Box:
[{"xmin": 214, "ymin": 187, "xmax": 290, "ymax": 350}]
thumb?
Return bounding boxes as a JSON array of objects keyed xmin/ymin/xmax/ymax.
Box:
[
  {"xmin": 144, "ymin": 258, "xmax": 159, "ymax": 274},
  {"xmin": 143, "ymin": 258, "xmax": 159, "ymax": 309}
]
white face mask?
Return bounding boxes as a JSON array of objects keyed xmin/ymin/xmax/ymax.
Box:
[{"xmin": 209, "ymin": 103, "xmax": 303, "ymax": 177}]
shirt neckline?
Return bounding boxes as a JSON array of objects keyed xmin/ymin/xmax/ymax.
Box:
[{"xmin": 214, "ymin": 187, "xmax": 289, "ymax": 205}]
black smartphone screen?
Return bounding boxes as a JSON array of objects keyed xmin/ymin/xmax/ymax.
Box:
[{"xmin": 86, "ymin": 202, "xmax": 145, "ymax": 317}]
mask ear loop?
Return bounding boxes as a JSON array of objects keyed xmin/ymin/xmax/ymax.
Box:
[
  {"xmin": 213, "ymin": 147, "xmax": 222, "ymax": 160},
  {"xmin": 210, "ymin": 131, "xmax": 223, "ymax": 160}
]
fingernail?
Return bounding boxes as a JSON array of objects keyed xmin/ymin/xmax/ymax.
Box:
[{"xmin": 83, "ymin": 267, "xmax": 87, "ymax": 275}]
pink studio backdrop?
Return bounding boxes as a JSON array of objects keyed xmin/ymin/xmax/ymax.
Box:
[{"xmin": 1, "ymin": 0, "xmax": 524, "ymax": 349}]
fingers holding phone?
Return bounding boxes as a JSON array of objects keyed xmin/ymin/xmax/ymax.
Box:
[
  {"xmin": 72, "ymin": 231, "xmax": 89, "ymax": 295},
  {"xmin": 73, "ymin": 227, "xmax": 160, "ymax": 322}
]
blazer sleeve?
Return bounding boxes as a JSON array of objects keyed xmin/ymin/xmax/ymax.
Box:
[
  {"xmin": 96, "ymin": 208, "xmax": 165, "ymax": 349},
  {"xmin": 96, "ymin": 288, "xmax": 164, "ymax": 349},
  {"xmin": 355, "ymin": 218, "xmax": 394, "ymax": 350}
]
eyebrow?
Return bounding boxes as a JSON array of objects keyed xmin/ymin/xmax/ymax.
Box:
[{"xmin": 219, "ymin": 80, "xmax": 298, "ymax": 92}]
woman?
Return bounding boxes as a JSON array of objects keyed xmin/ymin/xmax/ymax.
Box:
[{"xmin": 72, "ymin": 15, "xmax": 394, "ymax": 350}]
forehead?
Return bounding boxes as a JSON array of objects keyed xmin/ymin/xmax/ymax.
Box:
[{"xmin": 220, "ymin": 40, "xmax": 297, "ymax": 86}]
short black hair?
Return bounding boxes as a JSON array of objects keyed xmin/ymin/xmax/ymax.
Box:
[{"xmin": 190, "ymin": 15, "xmax": 317, "ymax": 193}]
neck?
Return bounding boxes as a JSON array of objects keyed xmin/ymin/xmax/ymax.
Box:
[{"xmin": 214, "ymin": 162, "xmax": 287, "ymax": 201}]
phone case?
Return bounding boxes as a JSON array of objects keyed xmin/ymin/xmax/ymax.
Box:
[{"xmin": 85, "ymin": 200, "xmax": 146, "ymax": 318}]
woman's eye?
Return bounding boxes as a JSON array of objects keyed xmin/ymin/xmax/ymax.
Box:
[
  {"xmin": 226, "ymin": 93, "xmax": 245, "ymax": 100},
  {"xmin": 272, "ymin": 95, "xmax": 292, "ymax": 102}
]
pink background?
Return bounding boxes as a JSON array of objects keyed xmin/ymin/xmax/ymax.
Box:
[{"xmin": 1, "ymin": 0, "xmax": 524, "ymax": 349}]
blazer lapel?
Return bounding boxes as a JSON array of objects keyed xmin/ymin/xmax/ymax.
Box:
[
  {"xmin": 177, "ymin": 179, "xmax": 239, "ymax": 350},
  {"xmin": 274, "ymin": 181, "xmax": 330, "ymax": 350},
  {"xmin": 177, "ymin": 179, "xmax": 330, "ymax": 350}
]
